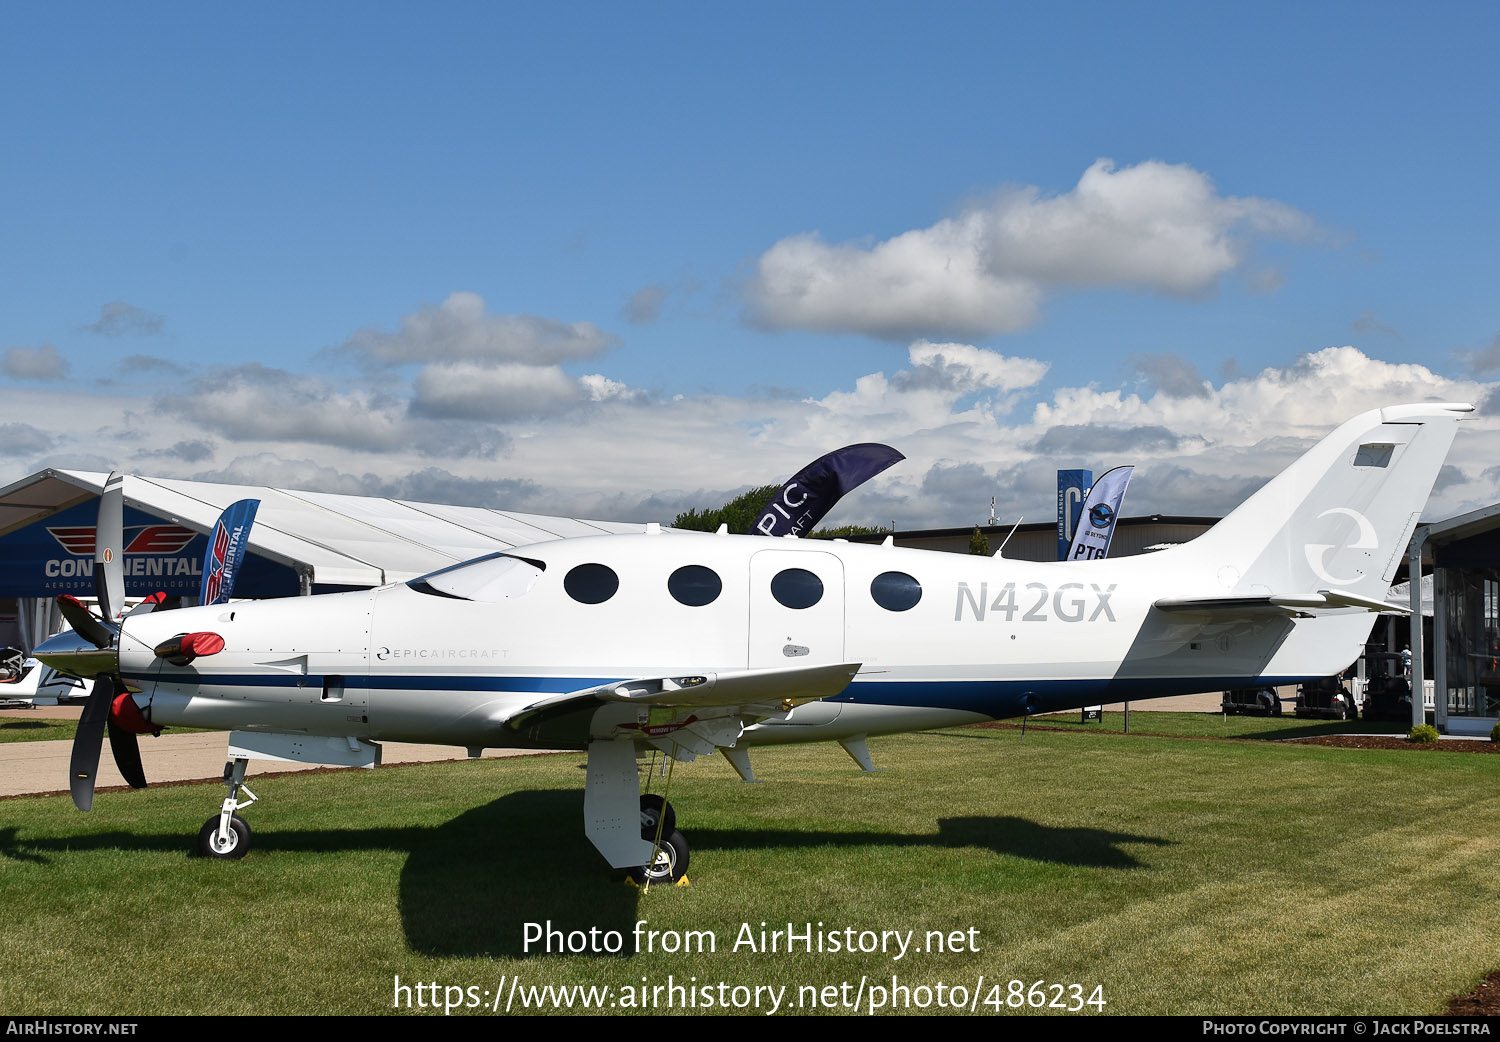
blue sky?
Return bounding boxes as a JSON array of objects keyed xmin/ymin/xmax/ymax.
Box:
[{"xmin": 2, "ymin": 3, "xmax": 1497, "ymax": 527}]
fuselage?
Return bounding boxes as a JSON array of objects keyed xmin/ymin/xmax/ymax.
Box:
[{"xmin": 112, "ymin": 530, "xmax": 1374, "ymax": 751}]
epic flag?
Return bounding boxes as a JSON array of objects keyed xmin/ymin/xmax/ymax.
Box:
[
  {"xmin": 753, "ymin": 444, "xmax": 904, "ymax": 537},
  {"xmin": 1066, "ymin": 466, "xmax": 1134, "ymax": 561},
  {"xmin": 199, "ymin": 499, "xmax": 260, "ymax": 605}
]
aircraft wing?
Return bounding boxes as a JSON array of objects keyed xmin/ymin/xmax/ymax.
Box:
[
  {"xmin": 1153, "ymin": 590, "xmax": 1409, "ymax": 616},
  {"xmin": 522, "ymin": 660, "xmax": 862, "ymax": 712},
  {"xmin": 501, "ymin": 660, "xmax": 862, "ymax": 762}
]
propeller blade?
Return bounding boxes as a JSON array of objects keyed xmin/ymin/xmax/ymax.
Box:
[
  {"xmin": 107, "ymin": 718, "xmax": 147, "ymax": 790},
  {"xmin": 125, "ymin": 591, "xmax": 173, "ymax": 618},
  {"xmin": 56, "ymin": 595, "xmax": 116, "ymax": 651},
  {"xmin": 69, "ymin": 674, "xmax": 114, "ymax": 812},
  {"xmin": 95, "ymin": 471, "xmax": 125, "ymax": 623}
]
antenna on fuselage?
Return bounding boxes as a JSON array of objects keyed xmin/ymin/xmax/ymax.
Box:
[{"xmin": 995, "ymin": 516, "xmax": 1023, "ymax": 558}]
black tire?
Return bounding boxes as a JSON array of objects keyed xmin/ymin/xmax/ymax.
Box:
[
  {"xmin": 639, "ymin": 793, "xmax": 676, "ymax": 840},
  {"xmin": 629, "ymin": 829, "xmax": 689, "ymax": 885},
  {"xmin": 197, "ymin": 814, "xmax": 251, "ymax": 859}
]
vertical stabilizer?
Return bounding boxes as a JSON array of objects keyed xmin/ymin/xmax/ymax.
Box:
[{"xmin": 1175, "ymin": 404, "xmax": 1470, "ymax": 603}]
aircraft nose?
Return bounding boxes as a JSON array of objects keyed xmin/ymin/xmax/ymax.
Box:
[{"xmin": 34, "ymin": 627, "xmax": 119, "ymax": 676}]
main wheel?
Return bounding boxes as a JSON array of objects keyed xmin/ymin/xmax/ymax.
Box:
[
  {"xmin": 629, "ymin": 829, "xmax": 689, "ymax": 885},
  {"xmin": 197, "ymin": 814, "xmax": 251, "ymax": 859},
  {"xmin": 639, "ymin": 794, "xmax": 676, "ymax": 840}
]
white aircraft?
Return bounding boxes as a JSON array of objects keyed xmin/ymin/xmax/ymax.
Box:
[{"xmin": 33, "ymin": 403, "xmax": 1469, "ymax": 883}]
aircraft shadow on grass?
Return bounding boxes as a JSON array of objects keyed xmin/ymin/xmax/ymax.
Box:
[
  {"xmin": 397, "ymin": 794, "xmax": 1173, "ymax": 958},
  {"xmin": 0, "ymin": 791, "xmax": 1171, "ymax": 959}
]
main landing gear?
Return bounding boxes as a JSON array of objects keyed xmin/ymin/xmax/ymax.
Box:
[
  {"xmin": 197, "ymin": 756, "xmax": 258, "ymax": 859},
  {"xmin": 631, "ymin": 794, "xmax": 689, "ymax": 886},
  {"xmin": 583, "ymin": 736, "xmax": 692, "ymax": 885}
]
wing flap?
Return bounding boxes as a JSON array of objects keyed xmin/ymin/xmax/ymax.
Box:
[{"xmin": 527, "ymin": 660, "xmax": 861, "ymax": 712}]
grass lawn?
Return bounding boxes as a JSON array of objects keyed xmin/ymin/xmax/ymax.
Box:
[
  {"xmin": 2, "ymin": 723, "xmax": 1498, "ymax": 1016},
  {"xmin": 1024, "ymin": 708, "xmax": 1409, "ymax": 739},
  {"xmin": 0, "ymin": 718, "xmax": 82, "ymax": 744},
  {"xmin": 0, "ymin": 717, "xmax": 212, "ymax": 744}
]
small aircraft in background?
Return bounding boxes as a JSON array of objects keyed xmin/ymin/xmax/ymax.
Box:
[
  {"xmin": 0, "ymin": 650, "xmax": 88, "ymax": 706},
  {"xmin": 34, "ymin": 404, "xmax": 1469, "ymax": 883}
]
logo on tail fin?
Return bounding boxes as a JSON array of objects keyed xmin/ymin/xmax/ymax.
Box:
[{"xmin": 1304, "ymin": 507, "xmax": 1378, "ymax": 586}]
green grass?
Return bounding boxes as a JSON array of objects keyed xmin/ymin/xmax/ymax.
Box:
[
  {"xmin": 1023, "ymin": 709, "xmax": 1401, "ymax": 740},
  {"xmin": 2, "ymin": 726, "xmax": 1499, "ymax": 1016},
  {"xmin": 0, "ymin": 718, "xmax": 82, "ymax": 743},
  {"xmin": 0, "ymin": 718, "xmax": 212, "ymax": 743}
]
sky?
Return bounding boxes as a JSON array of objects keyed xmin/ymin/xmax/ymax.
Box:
[{"xmin": 2, "ymin": 2, "xmax": 1498, "ymax": 530}]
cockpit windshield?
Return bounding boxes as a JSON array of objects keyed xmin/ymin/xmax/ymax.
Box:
[{"xmin": 408, "ymin": 553, "xmax": 546, "ymax": 602}]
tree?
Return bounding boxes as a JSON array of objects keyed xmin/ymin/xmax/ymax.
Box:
[
  {"xmin": 672, "ymin": 485, "xmax": 890, "ymax": 537},
  {"xmin": 672, "ymin": 485, "xmax": 782, "ymax": 534},
  {"xmin": 812, "ymin": 522, "xmax": 892, "ymax": 539},
  {"xmin": 968, "ymin": 526, "xmax": 991, "ymax": 556}
]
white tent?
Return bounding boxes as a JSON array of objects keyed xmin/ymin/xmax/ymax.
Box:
[{"xmin": 0, "ymin": 469, "xmax": 660, "ymax": 591}]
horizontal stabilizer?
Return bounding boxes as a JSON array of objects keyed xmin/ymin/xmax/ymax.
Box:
[{"xmin": 1155, "ymin": 589, "xmax": 1410, "ymax": 617}]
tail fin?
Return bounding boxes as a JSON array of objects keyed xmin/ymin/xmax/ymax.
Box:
[{"xmin": 1176, "ymin": 403, "xmax": 1470, "ymax": 603}]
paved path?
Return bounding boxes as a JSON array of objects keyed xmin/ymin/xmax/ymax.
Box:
[{"xmin": 0, "ymin": 705, "xmax": 559, "ymax": 798}]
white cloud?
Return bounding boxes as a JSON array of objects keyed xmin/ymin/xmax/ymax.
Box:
[
  {"xmin": 621, "ymin": 285, "xmax": 667, "ymax": 325},
  {"xmin": 84, "ymin": 301, "xmax": 165, "ymax": 336},
  {"xmin": 2, "ymin": 343, "xmax": 1494, "ymax": 534},
  {"xmin": 1461, "ymin": 333, "xmax": 1500, "ymax": 375},
  {"xmin": 1125, "ymin": 352, "xmax": 1210, "ymax": 399},
  {"xmin": 745, "ymin": 220, "xmax": 1041, "ymax": 340},
  {"xmin": 343, "ymin": 291, "xmax": 616, "ymax": 367},
  {"xmin": 411, "ymin": 362, "xmax": 583, "ymax": 420},
  {"xmin": 3, "ymin": 343, "xmax": 68, "ymax": 380},
  {"xmin": 897, "ymin": 340, "xmax": 1050, "ymax": 394},
  {"xmin": 981, "ymin": 159, "xmax": 1310, "ymax": 291},
  {"xmin": 745, "ymin": 159, "xmax": 1315, "ymax": 339},
  {"xmin": 579, "ymin": 373, "xmax": 646, "ymax": 403},
  {"xmin": 0, "ymin": 422, "xmax": 55, "ymax": 457},
  {"xmin": 159, "ymin": 363, "xmax": 508, "ymax": 458}
]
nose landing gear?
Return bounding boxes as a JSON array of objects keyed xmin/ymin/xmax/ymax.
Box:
[{"xmin": 197, "ymin": 756, "xmax": 257, "ymax": 859}]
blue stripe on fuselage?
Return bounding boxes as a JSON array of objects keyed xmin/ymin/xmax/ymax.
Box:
[
  {"xmin": 122, "ymin": 672, "xmax": 623, "ymax": 694},
  {"xmin": 834, "ymin": 676, "xmax": 1313, "ymax": 717}
]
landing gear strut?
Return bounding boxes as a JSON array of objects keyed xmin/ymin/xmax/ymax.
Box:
[
  {"xmin": 639, "ymin": 793, "xmax": 677, "ymax": 840},
  {"xmin": 584, "ymin": 733, "xmax": 693, "ymax": 885},
  {"xmin": 197, "ymin": 756, "xmax": 257, "ymax": 859}
]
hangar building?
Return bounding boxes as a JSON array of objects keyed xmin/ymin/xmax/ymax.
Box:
[{"xmin": 1410, "ymin": 504, "xmax": 1500, "ymax": 736}]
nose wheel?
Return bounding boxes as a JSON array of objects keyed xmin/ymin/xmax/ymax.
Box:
[
  {"xmin": 198, "ymin": 813, "xmax": 251, "ymax": 858},
  {"xmin": 196, "ymin": 756, "xmax": 257, "ymax": 859}
]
